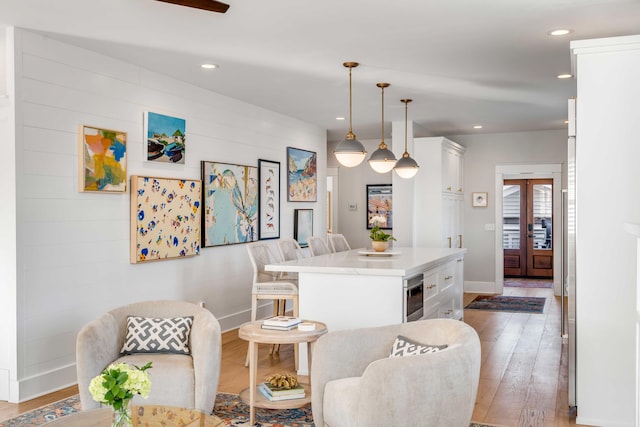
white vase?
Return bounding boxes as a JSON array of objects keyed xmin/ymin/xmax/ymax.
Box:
[{"xmin": 371, "ymin": 241, "xmax": 388, "ymax": 252}]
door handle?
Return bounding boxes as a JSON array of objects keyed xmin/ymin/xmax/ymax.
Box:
[{"xmin": 527, "ymin": 234, "xmax": 534, "ymax": 238}]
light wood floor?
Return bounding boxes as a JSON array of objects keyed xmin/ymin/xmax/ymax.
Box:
[{"xmin": 0, "ymin": 286, "xmax": 582, "ymax": 426}]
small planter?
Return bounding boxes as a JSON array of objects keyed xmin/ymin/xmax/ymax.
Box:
[{"xmin": 371, "ymin": 241, "xmax": 389, "ymax": 252}]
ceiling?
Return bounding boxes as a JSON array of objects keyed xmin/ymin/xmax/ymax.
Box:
[{"xmin": 1, "ymin": 0, "xmax": 639, "ymax": 142}]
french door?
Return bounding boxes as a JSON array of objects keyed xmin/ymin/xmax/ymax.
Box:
[{"xmin": 503, "ymin": 179, "xmax": 553, "ymax": 278}]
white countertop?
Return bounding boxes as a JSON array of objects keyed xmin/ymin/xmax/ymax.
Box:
[{"xmin": 266, "ymin": 247, "xmax": 466, "ymax": 277}]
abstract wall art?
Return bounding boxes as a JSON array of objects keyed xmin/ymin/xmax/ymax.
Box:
[
  {"xmin": 287, "ymin": 147, "xmax": 317, "ymax": 202},
  {"xmin": 130, "ymin": 176, "xmax": 202, "ymax": 263},
  {"xmin": 201, "ymin": 161, "xmax": 258, "ymax": 247},
  {"xmin": 258, "ymin": 159, "xmax": 280, "ymax": 240},
  {"xmin": 78, "ymin": 125, "xmax": 127, "ymax": 192},
  {"xmin": 366, "ymin": 184, "xmax": 392, "ymax": 229},
  {"xmin": 144, "ymin": 111, "xmax": 186, "ymax": 164}
]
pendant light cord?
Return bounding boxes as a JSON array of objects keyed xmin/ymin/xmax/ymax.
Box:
[{"xmin": 349, "ymin": 66, "xmax": 353, "ymax": 134}]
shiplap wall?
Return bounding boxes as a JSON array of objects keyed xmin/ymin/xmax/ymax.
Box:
[{"xmin": 3, "ymin": 27, "xmax": 325, "ymax": 402}]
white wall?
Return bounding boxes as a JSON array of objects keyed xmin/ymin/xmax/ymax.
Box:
[
  {"xmin": 571, "ymin": 35, "xmax": 640, "ymax": 427},
  {"xmin": 450, "ymin": 129, "xmax": 567, "ymax": 286},
  {"xmin": 3, "ymin": 27, "xmax": 326, "ymax": 402}
]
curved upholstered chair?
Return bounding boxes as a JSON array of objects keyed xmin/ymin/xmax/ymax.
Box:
[
  {"xmin": 307, "ymin": 236, "xmax": 332, "ymax": 256},
  {"xmin": 76, "ymin": 300, "xmax": 221, "ymax": 413},
  {"xmin": 311, "ymin": 319, "xmax": 481, "ymax": 427},
  {"xmin": 328, "ymin": 234, "xmax": 351, "ymax": 252}
]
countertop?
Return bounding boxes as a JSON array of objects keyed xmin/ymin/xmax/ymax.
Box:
[{"xmin": 266, "ymin": 246, "xmax": 466, "ymax": 277}]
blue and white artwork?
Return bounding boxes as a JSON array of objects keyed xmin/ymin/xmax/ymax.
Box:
[{"xmin": 201, "ymin": 161, "xmax": 258, "ymax": 247}]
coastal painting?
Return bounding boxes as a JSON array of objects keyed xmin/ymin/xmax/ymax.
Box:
[
  {"xmin": 366, "ymin": 184, "xmax": 392, "ymax": 229},
  {"xmin": 79, "ymin": 125, "xmax": 127, "ymax": 192},
  {"xmin": 130, "ymin": 176, "xmax": 201, "ymax": 263},
  {"xmin": 144, "ymin": 112, "xmax": 186, "ymax": 164},
  {"xmin": 201, "ymin": 161, "xmax": 258, "ymax": 247},
  {"xmin": 258, "ymin": 159, "xmax": 280, "ymax": 240},
  {"xmin": 287, "ymin": 147, "xmax": 317, "ymax": 202}
]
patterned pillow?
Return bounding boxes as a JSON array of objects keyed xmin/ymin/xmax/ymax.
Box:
[
  {"xmin": 389, "ymin": 335, "xmax": 448, "ymax": 358},
  {"xmin": 120, "ymin": 316, "xmax": 194, "ymax": 355}
]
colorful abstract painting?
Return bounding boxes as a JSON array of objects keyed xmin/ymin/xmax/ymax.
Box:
[
  {"xmin": 144, "ymin": 112, "xmax": 186, "ymax": 164},
  {"xmin": 78, "ymin": 125, "xmax": 127, "ymax": 192},
  {"xmin": 287, "ymin": 147, "xmax": 317, "ymax": 202},
  {"xmin": 258, "ymin": 159, "xmax": 280, "ymax": 240},
  {"xmin": 367, "ymin": 184, "xmax": 392, "ymax": 229},
  {"xmin": 201, "ymin": 161, "xmax": 258, "ymax": 247},
  {"xmin": 130, "ymin": 176, "xmax": 201, "ymax": 263}
]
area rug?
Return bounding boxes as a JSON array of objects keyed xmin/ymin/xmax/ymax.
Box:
[
  {"xmin": 504, "ymin": 278, "xmax": 553, "ymax": 289},
  {"xmin": 465, "ymin": 295, "xmax": 546, "ymax": 314},
  {"xmin": 0, "ymin": 393, "xmax": 499, "ymax": 427}
]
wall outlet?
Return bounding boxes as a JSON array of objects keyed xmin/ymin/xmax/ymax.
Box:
[{"xmin": 484, "ymin": 223, "xmax": 496, "ymax": 231}]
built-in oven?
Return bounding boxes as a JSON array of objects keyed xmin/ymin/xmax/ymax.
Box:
[{"xmin": 403, "ymin": 273, "xmax": 424, "ymax": 322}]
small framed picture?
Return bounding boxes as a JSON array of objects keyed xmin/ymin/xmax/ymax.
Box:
[
  {"xmin": 294, "ymin": 209, "xmax": 313, "ymax": 248},
  {"xmin": 472, "ymin": 192, "xmax": 488, "ymax": 207}
]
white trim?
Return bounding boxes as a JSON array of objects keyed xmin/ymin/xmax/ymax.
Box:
[{"xmin": 495, "ymin": 163, "xmax": 563, "ymax": 296}]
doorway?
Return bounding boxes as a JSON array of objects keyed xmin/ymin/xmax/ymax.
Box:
[{"xmin": 503, "ymin": 179, "xmax": 553, "ymax": 278}]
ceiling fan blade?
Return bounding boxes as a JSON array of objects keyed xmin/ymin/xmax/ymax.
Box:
[{"xmin": 156, "ymin": 0, "xmax": 230, "ymax": 13}]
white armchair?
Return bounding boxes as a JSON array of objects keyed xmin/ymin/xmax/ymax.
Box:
[
  {"xmin": 311, "ymin": 319, "xmax": 481, "ymax": 427},
  {"xmin": 76, "ymin": 300, "xmax": 221, "ymax": 413}
]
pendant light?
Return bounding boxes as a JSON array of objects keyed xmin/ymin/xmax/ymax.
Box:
[
  {"xmin": 393, "ymin": 99, "xmax": 419, "ymax": 179},
  {"xmin": 334, "ymin": 62, "xmax": 367, "ymax": 167},
  {"xmin": 368, "ymin": 83, "xmax": 397, "ymax": 173}
]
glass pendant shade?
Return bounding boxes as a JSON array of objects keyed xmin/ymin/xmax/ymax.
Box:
[
  {"xmin": 394, "ymin": 153, "xmax": 419, "ymax": 178},
  {"xmin": 368, "ymin": 146, "xmax": 397, "ymax": 173},
  {"xmin": 335, "ymin": 134, "xmax": 367, "ymax": 167},
  {"xmin": 334, "ymin": 62, "xmax": 366, "ymax": 167},
  {"xmin": 368, "ymin": 82, "xmax": 397, "ymax": 173},
  {"xmin": 393, "ymin": 98, "xmax": 419, "ymax": 179}
]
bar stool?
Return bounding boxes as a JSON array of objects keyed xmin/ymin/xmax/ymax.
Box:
[
  {"xmin": 328, "ymin": 234, "xmax": 351, "ymax": 252},
  {"xmin": 307, "ymin": 236, "xmax": 332, "ymax": 256},
  {"xmin": 277, "ymin": 238, "xmax": 306, "ymax": 262},
  {"xmin": 245, "ymin": 242, "xmax": 299, "ymax": 368}
]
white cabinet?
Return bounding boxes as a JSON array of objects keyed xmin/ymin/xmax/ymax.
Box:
[
  {"xmin": 423, "ymin": 257, "xmax": 464, "ymax": 321},
  {"xmin": 413, "ymin": 137, "xmax": 465, "ymax": 249}
]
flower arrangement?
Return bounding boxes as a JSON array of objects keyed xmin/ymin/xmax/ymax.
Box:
[
  {"xmin": 89, "ymin": 361, "xmax": 152, "ymax": 427},
  {"xmin": 369, "ymin": 215, "xmax": 396, "ymax": 242}
]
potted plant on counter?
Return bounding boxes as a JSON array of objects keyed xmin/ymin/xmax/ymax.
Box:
[{"xmin": 369, "ymin": 215, "xmax": 396, "ymax": 252}]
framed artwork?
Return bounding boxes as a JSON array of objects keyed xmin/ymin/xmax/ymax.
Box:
[
  {"xmin": 287, "ymin": 147, "xmax": 317, "ymax": 202},
  {"xmin": 201, "ymin": 161, "xmax": 258, "ymax": 247},
  {"xmin": 78, "ymin": 125, "xmax": 127, "ymax": 192},
  {"xmin": 130, "ymin": 175, "xmax": 201, "ymax": 263},
  {"xmin": 472, "ymin": 192, "xmax": 488, "ymax": 207},
  {"xmin": 258, "ymin": 159, "xmax": 280, "ymax": 240},
  {"xmin": 144, "ymin": 111, "xmax": 186, "ymax": 164},
  {"xmin": 367, "ymin": 184, "xmax": 392, "ymax": 229},
  {"xmin": 294, "ymin": 209, "xmax": 313, "ymax": 248}
]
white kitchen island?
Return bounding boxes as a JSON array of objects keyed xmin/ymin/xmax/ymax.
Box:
[{"xmin": 266, "ymin": 246, "xmax": 466, "ymax": 374}]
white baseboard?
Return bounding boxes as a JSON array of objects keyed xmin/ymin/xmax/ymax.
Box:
[
  {"xmin": 13, "ymin": 363, "xmax": 77, "ymax": 403},
  {"xmin": 464, "ymin": 281, "xmax": 498, "ymax": 294}
]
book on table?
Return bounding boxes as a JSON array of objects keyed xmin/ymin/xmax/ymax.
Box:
[
  {"xmin": 262, "ymin": 316, "xmax": 302, "ymax": 328},
  {"xmin": 261, "ymin": 323, "xmax": 300, "ymax": 331},
  {"xmin": 258, "ymin": 382, "xmax": 305, "ymax": 401}
]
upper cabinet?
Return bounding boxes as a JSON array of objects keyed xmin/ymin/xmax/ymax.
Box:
[{"xmin": 412, "ymin": 137, "xmax": 466, "ymax": 249}]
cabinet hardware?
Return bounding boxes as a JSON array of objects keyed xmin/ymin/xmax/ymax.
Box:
[
  {"xmin": 448, "ymin": 237, "xmax": 452, "ymax": 248},
  {"xmin": 458, "ymin": 234, "xmax": 463, "ymax": 248},
  {"xmin": 458, "ymin": 188, "xmax": 463, "ymax": 192},
  {"xmin": 426, "ymin": 284, "xmax": 436, "ymax": 289},
  {"xmin": 447, "ymin": 186, "xmax": 452, "ymax": 191},
  {"xmin": 445, "ymin": 275, "xmax": 453, "ymax": 280}
]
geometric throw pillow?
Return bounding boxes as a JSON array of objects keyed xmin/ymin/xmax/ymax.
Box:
[
  {"xmin": 120, "ymin": 316, "xmax": 194, "ymax": 355},
  {"xmin": 389, "ymin": 335, "xmax": 448, "ymax": 358}
]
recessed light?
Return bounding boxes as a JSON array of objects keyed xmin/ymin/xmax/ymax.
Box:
[
  {"xmin": 548, "ymin": 29, "xmax": 573, "ymax": 36},
  {"xmin": 336, "ymin": 116, "xmax": 345, "ymax": 121},
  {"xmin": 473, "ymin": 125, "xmax": 483, "ymax": 129},
  {"xmin": 557, "ymin": 73, "xmax": 573, "ymax": 79},
  {"xmin": 201, "ymin": 63, "xmax": 219, "ymax": 69}
]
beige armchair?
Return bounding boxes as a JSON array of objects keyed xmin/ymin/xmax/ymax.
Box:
[
  {"xmin": 311, "ymin": 319, "xmax": 481, "ymax": 427},
  {"xmin": 76, "ymin": 300, "xmax": 221, "ymax": 413}
]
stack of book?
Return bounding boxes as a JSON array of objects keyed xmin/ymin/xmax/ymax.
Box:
[
  {"xmin": 258, "ymin": 382, "xmax": 306, "ymax": 401},
  {"xmin": 261, "ymin": 316, "xmax": 302, "ymax": 331}
]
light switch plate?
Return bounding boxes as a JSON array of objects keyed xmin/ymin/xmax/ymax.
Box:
[
  {"xmin": 348, "ymin": 202, "xmax": 357, "ymax": 211},
  {"xmin": 485, "ymin": 223, "xmax": 496, "ymax": 231}
]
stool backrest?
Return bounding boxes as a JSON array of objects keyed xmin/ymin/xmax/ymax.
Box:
[
  {"xmin": 328, "ymin": 234, "xmax": 351, "ymax": 252},
  {"xmin": 307, "ymin": 236, "xmax": 331, "ymax": 256}
]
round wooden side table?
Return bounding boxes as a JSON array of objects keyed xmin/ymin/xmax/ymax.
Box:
[{"xmin": 238, "ymin": 320, "xmax": 328, "ymax": 426}]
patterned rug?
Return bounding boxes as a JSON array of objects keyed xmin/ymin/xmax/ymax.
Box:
[
  {"xmin": 0, "ymin": 393, "xmax": 499, "ymax": 427},
  {"xmin": 504, "ymin": 278, "xmax": 553, "ymax": 289},
  {"xmin": 465, "ymin": 295, "xmax": 546, "ymax": 314}
]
